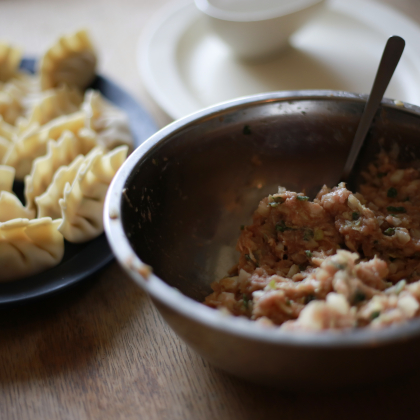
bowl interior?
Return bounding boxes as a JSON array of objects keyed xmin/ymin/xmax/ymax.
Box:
[{"xmin": 121, "ymin": 96, "xmax": 420, "ymax": 303}]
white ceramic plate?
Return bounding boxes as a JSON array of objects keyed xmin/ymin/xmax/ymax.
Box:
[{"xmin": 139, "ymin": 0, "xmax": 420, "ymax": 120}]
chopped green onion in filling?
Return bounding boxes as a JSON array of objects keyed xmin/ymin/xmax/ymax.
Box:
[
  {"xmin": 384, "ymin": 228, "xmax": 395, "ymax": 236},
  {"xmin": 387, "ymin": 187, "xmax": 398, "ymax": 198},
  {"xmin": 269, "ymin": 195, "xmax": 285, "ymax": 206},
  {"xmin": 370, "ymin": 311, "xmax": 381, "ymax": 320},
  {"xmin": 276, "ymin": 221, "xmax": 293, "ymax": 232},
  {"xmin": 333, "ymin": 263, "xmax": 347, "ymax": 270},
  {"xmin": 303, "ymin": 229, "xmax": 314, "ymax": 241},
  {"xmin": 353, "ymin": 291, "xmax": 366, "ymax": 304},
  {"xmin": 387, "ymin": 206, "xmax": 406, "ymax": 213}
]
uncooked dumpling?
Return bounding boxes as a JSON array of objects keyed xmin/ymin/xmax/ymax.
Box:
[
  {"xmin": 0, "ymin": 164, "xmax": 15, "ymax": 192},
  {"xmin": 35, "ymin": 153, "xmax": 86, "ymax": 219},
  {"xmin": 3, "ymin": 110, "xmax": 86, "ymax": 179},
  {"xmin": 24, "ymin": 130, "xmax": 97, "ymax": 210},
  {"xmin": 0, "ymin": 72, "xmax": 39, "ymax": 125},
  {"xmin": 39, "ymin": 29, "xmax": 97, "ymax": 91},
  {"xmin": 0, "ymin": 117, "xmax": 15, "ymax": 162},
  {"xmin": 0, "ymin": 42, "xmax": 22, "ymax": 82},
  {"xmin": 0, "ymin": 77, "xmax": 26, "ymax": 125},
  {"xmin": 0, "ymin": 115, "xmax": 16, "ymax": 141},
  {"xmin": 58, "ymin": 145, "xmax": 128, "ymax": 242},
  {"xmin": 0, "ymin": 136, "xmax": 10, "ymax": 164},
  {"xmin": 0, "ymin": 217, "xmax": 64, "ymax": 281},
  {"xmin": 0, "ymin": 138, "xmax": 10, "ymax": 165},
  {"xmin": 83, "ymin": 90, "xmax": 133, "ymax": 149},
  {"xmin": 0, "ymin": 191, "xmax": 35, "ymax": 222},
  {"xmin": 0, "ymin": 164, "xmax": 35, "ymax": 222},
  {"xmin": 24, "ymin": 85, "xmax": 83, "ymax": 128},
  {"xmin": 0, "ymin": 30, "xmax": 132, "ymax": 281}
]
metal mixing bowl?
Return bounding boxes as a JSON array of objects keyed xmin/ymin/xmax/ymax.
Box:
[{"xmin": 104, "ymin": 90, "xmax": 420, "ymax": 389}]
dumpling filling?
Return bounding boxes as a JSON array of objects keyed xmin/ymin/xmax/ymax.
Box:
[{"xmin": 204, "ymin": 152, "xmax": 420, "ymax": 331}]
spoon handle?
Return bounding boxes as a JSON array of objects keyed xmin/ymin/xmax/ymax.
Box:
[{"xmin": 341, "ymin": 35, "xmax": 405, "ymax": 181}]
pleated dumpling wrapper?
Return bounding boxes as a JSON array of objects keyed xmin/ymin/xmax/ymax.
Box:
[
  {"xmin": 23, "ymin": 85, "xmax": 83, "ymax": 129},
  {"xmin": 24, "ymin": 129, "xmax": 97, "ymax": 210},
  {"xmin": 0, "ymin": 164, "xmax": 35, "ymax": 222},
  {"xmin": 3, "ymin": 110, "xmax": 86, "ymax": 179},
  {"xmin": 0, "ymin": 41, "xmax": 22, "ymax": 82},
  {"xmin": 82, "ymin": 89, "xmax": 133, "ymax": 150},
  {"xmin": 0, "ymin": 72, "xmax": 38, "ymax": 126},
  {"xmin": 35, "ymin": 154, "xmax": 85, "ymax": 219},
  {"xmin": 0, "ymin": 191, "xmax": 35, "ymax": 222},
  {"xmin": 0, "ymin": 164, "xmax": 15, "ymax": 192},
  {"xmin": 39, "ymin": 29, "xmax": 97, "ymax": 91},
  {"xmin": 0, "ymin": 218, "xmax": 64, "ymax": 281},
  {"xmin": 58, "ymin": 145, "xmax": 128, "ymax": 242},
  {"xmin": 0, "ymin": 117, "xmax": 17, "ymax": 162}
]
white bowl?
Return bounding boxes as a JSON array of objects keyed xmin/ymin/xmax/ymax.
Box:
[{"xmin": 194, "ymin": 0, "xmax": 326, "ymax": 60}]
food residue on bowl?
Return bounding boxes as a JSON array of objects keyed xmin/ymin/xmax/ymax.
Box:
[{"xmin": 205, "ymin": 151, "xmax": 420, "ymax": 331}]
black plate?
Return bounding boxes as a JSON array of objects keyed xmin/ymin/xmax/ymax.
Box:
[{"xmin": 0, "ymin": 58, "xmax": 157, "ymax": 306}]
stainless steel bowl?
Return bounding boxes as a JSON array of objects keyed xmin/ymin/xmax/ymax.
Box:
[{"xmin": 104, "ymin": 90, "xmax": 420, "ymax": 389}]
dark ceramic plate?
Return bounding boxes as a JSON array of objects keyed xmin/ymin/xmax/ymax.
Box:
[{"xmin": 0, "ymin": 58, "xmax": 157, "ymax": 306}]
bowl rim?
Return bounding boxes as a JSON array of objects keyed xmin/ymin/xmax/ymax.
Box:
[
  {"xmin": 104, "ymin": 89, "xmax": 420, "ymax": 349},
  {"xmin": 194, "ymin": 0, "xmax": 326, "ymax": 22}
]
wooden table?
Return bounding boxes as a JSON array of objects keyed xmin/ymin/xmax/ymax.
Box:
[{"xmin": 1, "ymin": 0, "xmax": 420, "ymax": 418}]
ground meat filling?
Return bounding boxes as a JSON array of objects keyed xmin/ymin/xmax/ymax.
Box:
[{"xmin": 204, "ymin": 153, "xmax": 420, "ymax": 331}]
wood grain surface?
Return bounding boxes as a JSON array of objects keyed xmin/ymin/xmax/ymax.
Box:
[
  {"xmin": 2, "ymin": 263, "xmax": 420, "ymax": 420},
  {"xmin": 1, "ymin": 0, "xmax": 420, "ymax": 419}
]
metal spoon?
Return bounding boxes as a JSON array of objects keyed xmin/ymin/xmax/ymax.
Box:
[{"xmin": 341, "ymin": 35, "xmax": 405, "ymax": 182}]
